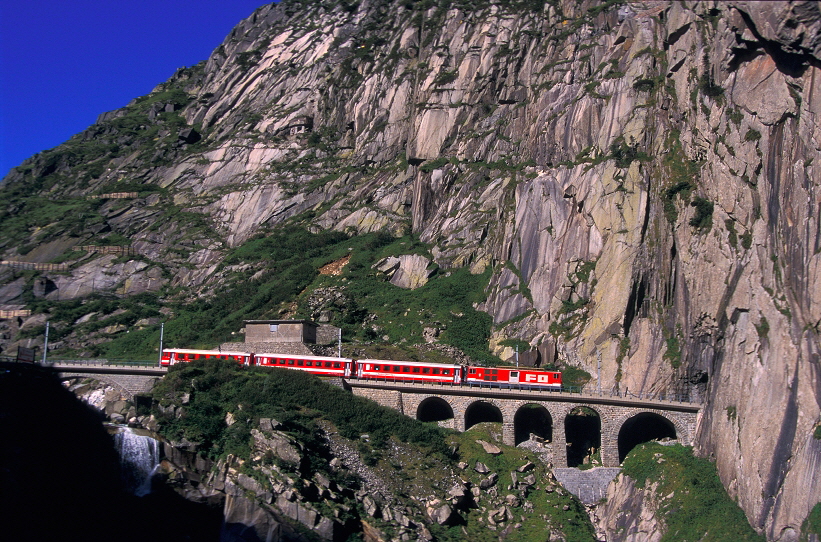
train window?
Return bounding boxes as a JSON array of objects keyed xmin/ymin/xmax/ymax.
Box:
[
  {"xmin": 306, "ymin": 361, "xmax": 313, "ymax": 366},
  {"xmin": 468, "ymin": 368, "xmax": 476, "ymax": 374},
  {"xmin": 491, "ymin": 369, "xmax": 498, "ymax": 374},
  {"xmin": 333, "ymin": 363, "xmax": 340, "ymax": 368},
  {"xmin": 491, "ymin": 376, "xmax": 497, "ymax": 381},
  {"xmin": 422, "ymin": 368, "xmax": 430, "ymax": 374},
  {"xmin": 511, "ymin": 371, "xmax": 518, "ymax": 378},
  {"xmin": 402, "ymin": 366, "xmax": 410, "ymax": 373},
  {"xmin": 433, "ymin": 368, "xmax": 440, "ymax": 375},
  {"xmin": 288, "ymin": 360, "xmax": 294, "ymax": 365},
  {"xmin": 393, "ymin": 366, "xmax": 400, "ymax": 372},
  {"xmin": 443, "ymin": 370, "xmax": 450, "ymax": 375},
  {"xmin": 298, "ymin": 360, "xmax": 304, "ymax": 366},
  {"xmin": 412, "ymin": 367, "xmax": 420, "ymax": 373}
]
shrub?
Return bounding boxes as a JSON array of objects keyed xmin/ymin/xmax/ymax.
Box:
[
  {"xmin": 744, "ymin": 128, "xmax": 761, "ymax": 142},
  {"xmin": 699, "ymin": 73, "xmax": 725, "ymax": 98},
  {"xmin": 633, "ymin": 78, "xmax": 657, "ymax": 92},
  {"xmin": 433, "ymin": 70, "xmax": 458, "ymax": 86},
  {"xmin": 689, "ymin": 197, "xmax": 714, "ymax": 231}
]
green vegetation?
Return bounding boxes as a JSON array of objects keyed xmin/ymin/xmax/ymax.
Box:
[
  {"xmin": 661, "ymin": 131, "xmax": 703, "ymax": 224},
  {"xmin": 152, "ymin": 359, "xmax": 450, "ymax": 459},
  {"xmin": 622, "ymin": 443, "xmax": 764, "ymax": 541},
  {"xmin": 689, "ymin": 196, "xmax": 714, "ymax": 231},
  {"xmin": 633, "ymin": 77, "xmax": 658, "ymax": 92},
  {"xmin": 740, "ymin": 230, "xmax": 753, "ymax": 250},
  {"xmin": 91, "ymin": 228, "xmax": 497, "ymax": 365},
  {"xmin": 754, "ymin": 316, "xmax": 769, "ymax": 340},
  {"xmin": 813, "ymin": 424, "xmax": 821, "ymax": 441},
  {"xmin": 609, "ymin": 138, "xmax": 649, "ymax": 168},
  {"xmin": 663, "ymin": 331, "xmax": 682, "ymax": 369},
  {"xmin": 549, "ymin": 297, "xmax": 590, "ymax": 341},
  {"xmin": 725, "ymin": 219, "xmax": 738, "ymax": 248},
  {"xmin": 149, "ymin": 361, "xmax": 597, "ymax": 540},
  {"xmin": 432, "ymin": 423, "xmax": 597, "ymax": 542},
  {"xmin": 744, "ymin": 128, "xmax": 762, "ymax": 143},
  {"xmin": 804, "ymin": 503, "xmax": 821, "ymax": 540},
  {"xmin": 433, "ymin": 70, "xmax": 458, "ymax": 86},
  {"xmin": 699, "ymin": 73, "xmax": 725, "ymax": 99},
  {"xmin": 20, "ymin": 292, "xmax": 162, "ymax": 347},
  {"xmin": 557, "ymin": 364, "xmax": 592, "ymax": 389}
]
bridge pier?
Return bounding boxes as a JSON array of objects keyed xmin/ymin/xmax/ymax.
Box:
[
  {"xmin": 502, "ymin": 422, "xmax": 514, "ymax": 446},
  {"xmin": 600, "ymin": 420, "xmax": 620, "ymax": 467},
  {"xmin": 553, "ymin": 419, "xmax": 568, "ymax": 468},
  {"xmin": 348, "ymin": 382, "xmax": 700, "ymax": 470}
]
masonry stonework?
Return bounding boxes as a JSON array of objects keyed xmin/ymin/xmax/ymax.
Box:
[
  {"xmin": 348, "ymin": 384, "xmax": 699, "ymax": 468},
  {"xmin": 59, "ymin": 372, "xmax": 161, "ymax": 400}
]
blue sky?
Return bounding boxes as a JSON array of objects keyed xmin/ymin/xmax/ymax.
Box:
[{"xmin": 0, "ymin": 1, "xmax": 268, "ymax": 178}]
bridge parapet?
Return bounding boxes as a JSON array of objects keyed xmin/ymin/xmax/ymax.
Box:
[
  {"xmin": 348, "ymin": 380, "xmax": 701, "ymax": 468},
  {"xmin": 51, "ymin": 362, "xmax": 166, "ymax": 400}
]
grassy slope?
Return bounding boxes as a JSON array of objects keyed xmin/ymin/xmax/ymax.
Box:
[{"xmin": 621, "ymin": 442, "xmax": 764, "ymax": 541}]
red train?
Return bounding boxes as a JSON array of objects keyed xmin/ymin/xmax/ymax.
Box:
[{"xmin": 160, "ymin": 348, "xmax": 562, "ymax": 390}]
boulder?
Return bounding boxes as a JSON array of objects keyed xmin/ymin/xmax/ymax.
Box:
[
  {"xmin": 477, "ymin": 439, "xmax": 502, "ymax": 455},
  {"xmin": 373, "ymin": 254, "xmax": 434, "ymax": 289},
  {"xmin": 479, "ymin": 473, "xmax": 499, "ymax": 490},
  {"xmin": 251, "ymin": 429, "xmax": 303, "ymax": 465}
]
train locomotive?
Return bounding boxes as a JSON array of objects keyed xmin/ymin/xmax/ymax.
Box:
[{"xmin": 160, "ymin": 348, "xmax": 562, "ymax": 390}]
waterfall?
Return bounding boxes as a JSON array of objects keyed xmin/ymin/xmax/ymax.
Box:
[{"xmin": 114, "ymin": 427, "xmax": 161, "ymax": 496}]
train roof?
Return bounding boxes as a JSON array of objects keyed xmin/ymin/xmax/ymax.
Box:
[
  {"xmin": 164, "ymin": 348, "xmax": 251, "ymax": 356},
  {"xmin": 360, "ymin": 359, "xmax": 462, "ymax": 368},
  {"xmin": 255, "ymin": 352, "xmax": 353, "ymax": 362}
]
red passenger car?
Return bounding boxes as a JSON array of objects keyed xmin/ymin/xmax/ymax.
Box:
[
  {"xmin": 357, "ymin": 359, "xmax": 463, "ymax": 384},
  {"xmin": 465, "ymin": 366, "xmax": 562, "ymax": 389},
  {"xmin": 255, "ymin": 353, "xmax": 355, "ymax": 378},
  {"xmin": 160, "ymin": 348, "xmax": 253, "ymax": 367}
]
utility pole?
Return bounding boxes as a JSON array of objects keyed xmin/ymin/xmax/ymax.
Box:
[
  {"xmin": 515, "ymin": 345, "xmax": 519, "ymax": 367},
  {"xmin": 338, "ymin": 327, "xmax": 342, "ymax": 358},
  {"xmin": 597, "ymin": 349, "xmax": 602, "ymax": 394},
  {"xmin": 157, "ymin": 322, "xmax": 164, "ymax": 367},
  {"xmin": 42, "ymin": 321, "xmax": 49, "ymax": 364}
]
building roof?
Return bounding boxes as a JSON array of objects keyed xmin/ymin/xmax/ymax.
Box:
[{"xmin": 243, "ymin": 319, "xmax": 318, "ymax": 327}]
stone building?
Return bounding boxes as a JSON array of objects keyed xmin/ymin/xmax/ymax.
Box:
[
  {"xmin": 244, "ymin": 320, "xmax": 318, "ymax": 344},
  {"xmin": 222, "ymin": 319, "xmax": 339, "ymax": 356}
]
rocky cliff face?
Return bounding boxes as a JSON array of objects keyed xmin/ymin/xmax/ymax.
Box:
[{"xmin": 1, "ymin": 0, "xmax": 819, "ymax": 538}]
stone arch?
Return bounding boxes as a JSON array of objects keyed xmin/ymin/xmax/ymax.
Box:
[
  {"xmin": 60, "ymin": 373, "xmax": 133, "ymax": 400},
  {"xmin": 564, "ymin": 405, "xmax": 602, "ymax": 467},
  {"xmin": 416, "ymin": 396, "xmax": 454, "ymax": 423},
  {"xmin": 513, "ymin": 403, "xmax": 553, "ymax": 445},
  {"xmin": 465, "ymin": 400, "xmax": 504, "ymax": 430},
  {"xmin": 616, "ymin": 411, "xmax": 682, "ymax": 463}
]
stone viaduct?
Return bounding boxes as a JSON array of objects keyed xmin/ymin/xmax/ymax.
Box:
[
  {"xmin": 48, "ymin": 362, "xmax": 701, "ymax": 469},
  {"xmin": 348, "ymin": 381, "xmax": 701, "ymax": 468}
]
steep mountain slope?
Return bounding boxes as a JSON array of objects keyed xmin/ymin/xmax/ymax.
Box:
[{"xmin": 1, "ymin": 1, "xmax": 819, "ymax": 539}]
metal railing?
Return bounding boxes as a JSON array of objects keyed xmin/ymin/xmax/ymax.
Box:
[
  {"xmin": 347, "ymin": 376, "xmax": 697, "ymax": 405},
  {"xmin": 5, "ymin": 357, "xmax": 697, "ymax": 405}
]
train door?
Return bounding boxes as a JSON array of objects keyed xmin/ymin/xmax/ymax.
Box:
[
  {"xmin": 345, "ymin": 361, "xmax": 352, "ymax": 378},
  {"xmin": 509, "ymin": 371, "xmax": 520, "ymax": 384}
]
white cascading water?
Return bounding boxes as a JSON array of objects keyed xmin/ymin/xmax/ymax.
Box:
[{"xmin": 114, "ymin": 428, "xmax": 161, "ymax": 496}]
